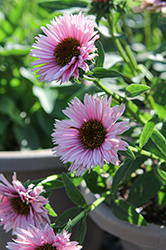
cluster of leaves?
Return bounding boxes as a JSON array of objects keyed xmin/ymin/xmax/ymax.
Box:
[
  {"xmin": 1, "ymin": 0, "xmax": 166, "ymax": 237},
  {"xmin": 91, "ymin": 8, "xmax": 166, "ymax": 225}
]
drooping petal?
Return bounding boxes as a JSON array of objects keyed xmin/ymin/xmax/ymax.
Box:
[{"xmin": 0, "ymin": 173, "xmax": 50, "ymax": 233}]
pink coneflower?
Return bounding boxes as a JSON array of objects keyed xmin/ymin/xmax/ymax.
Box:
[
  {"xmin": 6, "ymin": 224, "xmax": 82, "ymax": 250},
  {"xmin": 30, "ymin": 12, "xmax": 99, "ymax": 84},
  {"xmin": 0, "ymin": 173, "xmax": 50, "ymax": 233},
  {"xmin": 52, "ymin": 94, "xmax": 129, "ymax": 176},
  {"xmin": 132, "ymin": 0, "xmax": 166, "ymax": 13}
]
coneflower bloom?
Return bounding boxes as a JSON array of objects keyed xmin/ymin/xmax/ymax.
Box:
[
  {"xmin": 0, "ymin": 173, "xmax": 50, "ymax": 233},
  {"xmin": 30, "ymin": 12, "xmax": 99, "ymax": 84},
  {"xmin": 6, "ymin": 224, "xmax": 82, "ymax": 250},
  {"xmin": 52, "ymin": 94, "xmax": 129, "ymax": 176},
  {"xmin": 132, "ymin": 0, "xmax": 166, "ymax": 13}
]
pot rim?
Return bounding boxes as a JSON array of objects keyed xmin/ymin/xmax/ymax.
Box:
[
  {"xmin": 0, "ymin": 148, "xmax": 64, "ymax": 172},
  {"xmin": 80, "ymin": 180, "xmax": 166, "ymax": 250}
]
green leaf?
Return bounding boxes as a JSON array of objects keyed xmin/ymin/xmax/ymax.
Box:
[
  {"xmin": 119, "ymin": 147, "xmax": 136, "ymax": 159},
  {"xmin": 161, "ymin": 120, "xmax": 166, "ymax": 138},
  {"xmin": 125, "ymin": 84, "xmax": 150, "ymax": 98},
  {"xmin": 139, "ymin": 115, "xmax": 159, "ymax": 148},
  {"xmin": 0, "ymin": 96, "xmax": 23, "ymax": 126},
  {"xmin": 84, "ymin": 167, "xmax": 108, "ymax": 194},
  {"xmin": 75, "ymin": 217, "xmax": 87, "ymax": 244},
  {"xmin": 157, "ymin": 188, "xmax": 166, "ymax": 209},
  {"xmin": 45, "ymin": 203, "xmax": 57, "ymax": 217},
  {"xmin": 94, "ymin": 40, "xmax": 105, "ymax": 68},
  {"xmin": 62, "ymin": 173, "xmax": 87, "ymax": 207},
  {"xmin": 144, "ymin": 138, "xmax": 166, "ymax": 161},
  {"xmin": 151, "ymin": 129, "xmax": 166, "ymax": 160},
  {"xmin": 38, "ymin": 0, "xmax": 88, "ymax": 12},
  {"xmin": 111, "ymin": 199, "xmax": 147, "ymax": 226},
  {"xmin": 54, "ymin": 207, "xmax": 83, "ymax": 227},
  {"xmin": 127, "ymin": 170, "xmax": 161, "ymax": 207},
  {"xmin": 39, "ymin": 175, "xmax": 64, "ymax": 189},
  {"xmin": 0, "ymin": 116, "xmax": 10, "ymax": 135},
  {"xmin": 0, "ymin": 44, "xmax": 30, "ymax": 56},
  {"xmin": 124, "ymin": 156, "xmax": 147, "ymax": 180},
  {"xmin": 111, "ymin": 158, "xmax": 134, "ymax": 194},
  {"xmin": 154, "ymin": 164, "xmax": 166, "ymax": 188},
  {"xmin": 92, "ymin": 67, "xmax": 123, "ymax": 79},
  {"xmin": 151, "ymin": 77, "xmax": 166, "ymax": 120},
  {"xmin": 33, "ymin": 86, "xmax": 58, "ymax": 114}
]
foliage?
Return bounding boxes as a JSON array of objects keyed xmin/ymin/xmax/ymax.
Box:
[{"xmin": 1, "ymin": 0, "xmax": 166, "ymax": 248}]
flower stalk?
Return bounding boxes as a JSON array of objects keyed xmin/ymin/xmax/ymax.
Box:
[
  {"xmin": 93, "ymin": 79, "xmax": 148, "ymax": 125},
  {"xmin": 69, "ymin": 194, "xmax": 108, "ymax": 229}
]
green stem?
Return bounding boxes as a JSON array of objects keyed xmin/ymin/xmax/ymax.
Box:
[
  {"xmin": 93, "ymin": 79, "xmax": 149, "ymax": 125},
  {"xmin": 93, "ymin": 79, "xmax": 166, "ymax": 162},
  {"xmin": 129, "ymin": 146, "xmax": 164, "ymax": 161},
  {"xmin": 69, "ymin": 194, "xmax": 107, "ymax": 228},
  {"xmin": 116, "ymin": 22, "xmax": 138, "ymax": 75},
  {"xmin": 144, "ymin": 11, "xmax": 152, "ymax": 48},
  {"xmin": 106, "ymin": 13, "xmax": 137, "ymax": 76},
  {"xmin": 106, "ymin": 13, "xmax": 130, "ymax": 65}
]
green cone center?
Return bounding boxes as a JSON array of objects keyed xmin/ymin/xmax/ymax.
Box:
[
  {"xmin": 10, "ymin": 196, "xmax": 30, "ymax": 216},
  {"xmin": 54, "ymin": 37, "xmax": 80, "ymax": 67},
  {"xmin": 35, "ymin": 243, "xmax": 57, "ymax": 250},
  {"xmin": 78, "ymin": 119, "xmax": 107, "ymax": 150}
]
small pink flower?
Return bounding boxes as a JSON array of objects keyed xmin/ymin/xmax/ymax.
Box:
[
  {"xmin": 30, "ymin": 12, "xmax": 99, "ymax": 84},
  {"xmin": 0, "ymin": 173, "xmax": 50, "ymax": 233},
  {"xmin": 132, "ymin": 0, "xmax": 166, "ymax": 13},
  {"xmin": 52, "ymin": 94, "xmax": 129, "ymax": 176},
  {"xmin": 6, "ymin": 224, "xmax": 82, "ymax": 250}
]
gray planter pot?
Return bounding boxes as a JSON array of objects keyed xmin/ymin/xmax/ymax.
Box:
[
  {"xmin": 80, "ymin": 180, "xmax": 166, "ymax": 250},
  {"xmin": 0, "ymin": 149, "xmax": 103, "ymax": 250}
]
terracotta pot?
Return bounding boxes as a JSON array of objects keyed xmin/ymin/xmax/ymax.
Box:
[
  {"xmin": 0, "ymin": 150, "xmax": 104, "ymax": 250},
  {"xmin": 80, "ymin": 180, "xmax": 166, "ymax": 250}
]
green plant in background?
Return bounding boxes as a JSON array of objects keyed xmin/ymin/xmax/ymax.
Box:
[
  {"xmin": 0, "ymin": 0, "xmax": 94, "ymax": 150},
  {"xmin": 1, "ymin": 0, "xmax": 166, "ymax": 249}
]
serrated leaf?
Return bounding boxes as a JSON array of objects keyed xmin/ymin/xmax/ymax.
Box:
[
  {"xmin": 94, "ymin": 40, "xmax": 105, "ymax": 67},
  {"xmin": 125, "ymin": 84, "xmax": 150, "ymax": 98},
  {"xmin": 45, "ymin": 203, "xmax": 57, "ymax": 217},
  {"xmin": 127, "ymin": 170, "xmax": 161, "ymax": 207},
  {"xmin": 75, "ymin": 217, "xmax": 87, "ymax": 244},
  {"xmin": 92, "ymin": 67, "xmax": 123, "ymax": 79},
  {"xmin": 111, "ymin": 199, "xmax": 147, "ymax": 226},
  {"xmin": 111, "ymin": 158, "xmax": 134, "ymax": 194},
  {"xmin": 62, "ymin": 173, "xmax": 87, "ymax": 207},
  {"xmin": 139, "ymin": 115, "xmax": 158, "ymax": 148}
]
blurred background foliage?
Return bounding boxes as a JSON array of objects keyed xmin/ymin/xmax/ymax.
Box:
[
  {"xmin": 0, "ymin": 0, "xmax": 166, "ymax": 151},
  {"xmin": 0, "ymin": 0, "xmax": 96, "ymax": 151}
]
